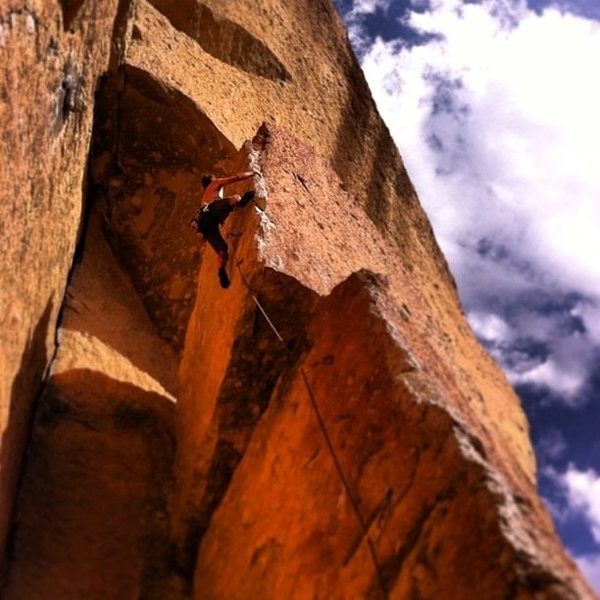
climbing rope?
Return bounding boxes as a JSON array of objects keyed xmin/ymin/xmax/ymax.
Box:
[{"xmin": 236, "ymin": 263, "xmax": 388, "ymax": 599}]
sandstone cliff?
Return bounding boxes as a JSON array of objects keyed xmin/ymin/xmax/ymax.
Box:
[{"xmin": 0, "ymin": 0, "xmax": 594, "ymax": 598}]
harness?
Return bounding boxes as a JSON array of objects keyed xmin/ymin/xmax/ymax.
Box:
[{"xmin": 191, "ymin": 186, "xmax": 232, "ymax": 233}]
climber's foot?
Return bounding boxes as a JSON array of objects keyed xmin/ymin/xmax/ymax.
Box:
[
  {"xmin": 218, "ymin": 267, "xmax": 231, "ymax": 289},
  {"xmin": 239, "ymin": 190, "xmax": 256, "ymax": 207}
]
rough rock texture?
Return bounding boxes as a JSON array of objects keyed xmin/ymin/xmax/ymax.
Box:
[
  {"xmin": 0, "ymin": 0, "xmax": 595, "ymax": 598},
  {"xmin": 0, "ymin": 0, "xmax": 120, "ymax": 568},
  {"xmin": 4, "ymin": 209, "xmax": 182, "ymax": 599},
  {"xmin": 172, "ymin": 126, "xmax": 593, "ymax": 599}
]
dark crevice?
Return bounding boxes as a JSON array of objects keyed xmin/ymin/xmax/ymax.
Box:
[
  {"xmin": 175, "ymin": 271, "xmax": 317, "ymax": 578},
  {"xmin": 148, "ymin": 0, "xmax": 291, "ymax": 82},
  {"xmin": 176, "ymin": 439, "xmax": 242, "ymax": 582},
  {"xmin": 108, "ymin": 0, "xmax": 134, "ymax": 72},
  {"xmin": 59, "ymin": 0, "xmax": 85, "ymax": 31}
]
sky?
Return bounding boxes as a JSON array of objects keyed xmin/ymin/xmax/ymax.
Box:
[{"xmin": 332, "ymin": 0, "xmax": 600, "ymax": 591}]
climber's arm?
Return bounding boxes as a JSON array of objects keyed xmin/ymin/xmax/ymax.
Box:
[
  {"xmin": 212, "ymin": 171, "xmax": 254, "ymax": 187},
  {"xmin": 201, "ymin": 172, "xmax": 255, "ymax": 204}
]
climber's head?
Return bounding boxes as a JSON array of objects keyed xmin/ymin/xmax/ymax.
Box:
[{"xmin": 201, "ymin": 174, "xmax": 214, "ymax": 188}]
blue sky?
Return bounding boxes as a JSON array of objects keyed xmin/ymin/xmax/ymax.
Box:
[{"xmin": 333, "ymin": 0, "xmax": 600, "ymax": 590}]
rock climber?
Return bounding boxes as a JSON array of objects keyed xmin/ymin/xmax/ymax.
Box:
[{"xmin": 189, "ymin": 171, "xmax": 256, "ymax": 289}]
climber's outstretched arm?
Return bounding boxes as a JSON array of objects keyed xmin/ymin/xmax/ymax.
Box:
[
  {"xmin": 202, "ymin": 171, "xmax": 254, "ymax": 204},
  {"xmin": 212, "ymin": 171, "xmax": 254, "ymax": 187}
]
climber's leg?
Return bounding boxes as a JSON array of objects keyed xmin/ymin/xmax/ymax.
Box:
[
  {"xmin": 203, "ymin": 228, "xmax": 230, "ymax": 289},
  {"xmin": 217, "ymin": 249, "xmax": 230, "ymax": 289}
]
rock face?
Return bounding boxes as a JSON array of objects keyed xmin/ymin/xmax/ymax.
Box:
[
  {"xmin": 0, "ymin": 1, "xmax": 594, "ymax": 599},
  {"xmin": 0, "ymin": 0, "xmax": 120, "ymax": 570},
  {"xmin": 3, "ymin": 208, "xmax": 182, "ymax": 599}
]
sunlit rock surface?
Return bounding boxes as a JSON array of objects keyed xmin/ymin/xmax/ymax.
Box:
[{"xmin": 0, "ymin": 0, "xmax": 594, "ymax": 598}]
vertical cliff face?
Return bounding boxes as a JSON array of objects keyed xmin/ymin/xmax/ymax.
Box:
[
  {"xmin": 0, "ymin": 0, "xmax": 120, "ymax": 569},
  {"xmin": 0, "ymin": 0, "xmax": 594, "ymax": 598},
  {"xmin": 171, "ymin": 126, "xmax": 592, "ymax": 599}
]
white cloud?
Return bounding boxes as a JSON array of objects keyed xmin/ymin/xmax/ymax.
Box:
[
  {"xmin": 468, "ymin": 311, "xmax": 510, "ymax": 342},
  {"xmin": 350, "ymin": 0, "xmax": 392, "ymax": 13},
  {"xmin": 512, "ymin": 357, "xmax": 586, "ymax": 399},
  {"xmin": 351, "ymin": 0, "xmax": 600, "ymax": 402},
  {"xmin": 558, "ymin": 464, "xmax": 600, "ymax": 543},
  {"xmin": 362, "ymin": 3, "xmax": 600, "ymax": 294}
]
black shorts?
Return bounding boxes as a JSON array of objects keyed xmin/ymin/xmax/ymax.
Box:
[
  {"xmin": 197, "ymin": 200, "xmax": 235, "ymax": 255},
  {"xmin": 198, "ymin": 217, "xmax": 228, "ymax": 255}
]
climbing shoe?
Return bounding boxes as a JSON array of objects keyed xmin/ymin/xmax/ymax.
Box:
[
  {"xmin": 218, "ymin": 267, "xmax": 231, "ymax": 289},
  {"xmin": 239, "ymin": 190, "xmax": 256, "ymax": 207}
]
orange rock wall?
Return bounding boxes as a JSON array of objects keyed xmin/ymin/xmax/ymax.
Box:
[
  {"xmin": 0, "ymin": 0, "xmax": 119, "ymax": 566},
  {"xmin": 4, "ymin": 209, "xmax": 183, "ymax": 598},
  {"xmin": 0, "ymin": 0, "xmax": 595, "ymax": 598},
  {"xmin": 172, "ymin": 126, "xmax": 593, "ymax": 599}
]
